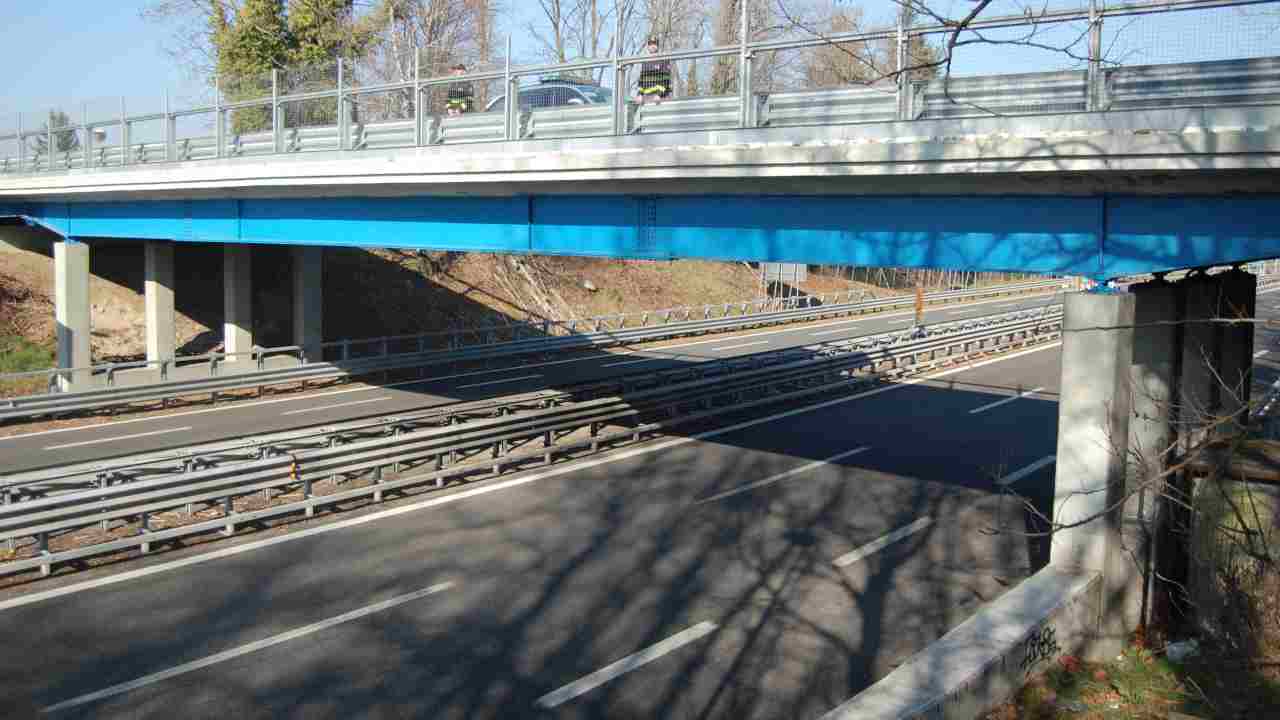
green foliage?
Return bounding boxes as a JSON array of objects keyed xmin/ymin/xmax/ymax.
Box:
[
  {"xmin": 33, "ymin": 110, "xmax": 82, "ymax": 157},
  {"xmin": 210, "ymin": 0, "xmax": 368, "ymax": 133},
  {"xmin": 0, "ymin": 335, "xmax": 54, "ymax": 375}
]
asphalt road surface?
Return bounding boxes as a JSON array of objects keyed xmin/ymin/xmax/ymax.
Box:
[
  {"xmin": 1, "ymin": 285, "xmax": 1274, "ymax": 718},
  {"xmin": 0, "ymin": 337, "xmax": 1063, "ymax": 719},
  {"xmin": 0, "ymin": 293, "xmax": 1062, "ymax": 473}
]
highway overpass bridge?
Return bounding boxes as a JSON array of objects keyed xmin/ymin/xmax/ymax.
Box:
[{"xmin": 2, "ymin": 0, "xmax": 1280, "ymax": 714}]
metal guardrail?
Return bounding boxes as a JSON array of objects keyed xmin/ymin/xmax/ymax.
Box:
[
  {"xmin": 0, "ymin": 279, "xmax": 1064, "ymax": 422},
  {"xmin": 0, "ymin": 302, "xmax": 1064, "ymax": 496},
  {"xmin": 1, "ymin": 0, "xmax": 1276, "ymax": 176},
  {"xmin": 0, "ymin": 306, "xmax": 1063, "ymax": 578},
  {"xmin": 0, "ymin": 285, "xmax": 898, "ymax": 396}
]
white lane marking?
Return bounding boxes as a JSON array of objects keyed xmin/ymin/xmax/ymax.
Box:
[
  {"xmin": 602, "ymin": 357, "xmax": 666, "ymax": 368},
  {"xmin": 1255, "ymin": 350, "xmax": 1268, "ymax": 359},
  {"xmin": 281, "ymin": 397, "xmax": 391, "ymax": 416},
  {"xmin": 535, "ymin": 621, "xmax": 718, "ymax": 709},
  {"xmin": 967, "ymin": 386, "xmax": 1047, "ymax": 415},
  {"xmin": 455, "ymin": 374, "xmax": 542, "ymax": 389},
  {"xmin": 44, "ymin": 427, "xmax": 194, "ymax": 451},
  {"xmin": 834, "ymin": 517, "xmax": 934, "ymax": 567},
  {"xmin": 707, "ymin": 340, "xmax": 769, "ymax": 352},
  {"xmin": 0, "ymin": 341, "xmax": 1061, "ymax": 613},
  {"xmin": 947, "ymin": 309, "xmax": 971, "ymax": 315},
  {"xmin": 41, "ymin": 581, "xmax": 454, "ymax": 713},
  {"xmin": 996, "ymin": 455, "xmax": 1056, "ymax": 487},
  {"xmin": 0, "ymin": 293, "xmax": 1053, "ymax": 443},
  {"xmin": 696, "ymin": 447, "xmax": 871, "ymax": 504}
]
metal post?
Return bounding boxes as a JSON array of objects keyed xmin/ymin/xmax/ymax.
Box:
[
  {"xmin": 337, "ymin": 59, "xmax": 346, "ymax": 151},
  {"xmin": 504, "ymin": 35, "xmax": 516, "ymax": 141},
  {"xmin": 163, "ymin": 90, "xmax": 173, "ymax": 162},
  {"xmin": 48, "ymin": 110, "xmax": 55, "ymax": 171},
  {"xmin": 271, "ymin": 68, "xmax": 281, "ymax": 153},
  {"xmin": 16, "ymin": 112, "xmax": 23, "ymax": 171},
  {"xmin": 82, "ymin": 101, "xmax": 90, "ymax": 169},
  {"xmin": 413, "ymin": 52, "xmax": 422, "ymax": 146},
  {"xmin": 738, "ymin": 0, "xmax": 752, "ymax": 127},
  {"xmin": 895, "ymin": 20, "xmax": 908, "ymax": 120},
  {"xmin": 613, "ymin": 1, "xmax": 626, "ymax": 135},
  {"xmin": 215, "ymin": 75, "xmax": 224, "ymax": 159},
  {"xmin": 120, "ymin": 97, "xmax": 129, "ymax": 167},
  {"xmin": 1087, "ymin": 0, "xmax": 1104, "ymax": 111}
]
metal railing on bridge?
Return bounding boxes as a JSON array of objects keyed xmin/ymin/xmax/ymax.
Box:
[{"xmin": 1, "ymin": 0, "xmax": 1278, "ymax": 176}]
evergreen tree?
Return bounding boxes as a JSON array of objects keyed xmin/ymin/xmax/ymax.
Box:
[
  {"xmin": 214, "ymin": 0, "xmax": 292, "ymax": 133},
  {"xmin": 33, "ymin": 111, "xmax": 81, "ymax": 157}
]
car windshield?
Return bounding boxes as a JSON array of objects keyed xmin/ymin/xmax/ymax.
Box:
[{"xmin": 574, "ymin": 86, "xmax": 612, "ymax": 104}]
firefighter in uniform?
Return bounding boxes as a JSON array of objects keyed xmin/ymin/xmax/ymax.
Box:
[
  {"xmin": 446, "ymin": 64, "xmax": 474, "ymax": 116},
  {"xmin": 636, "ymin": 37, "xmax": 672, "ymax": 105}
]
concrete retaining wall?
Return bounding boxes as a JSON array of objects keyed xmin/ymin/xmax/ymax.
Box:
[{"xmin": 821, "ymin": 567, "xmax": 1102, "ymax": 720}]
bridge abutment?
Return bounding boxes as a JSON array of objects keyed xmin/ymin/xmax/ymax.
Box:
[
  {"xmin": 53, "ymin": 238, "xmax": 90, "ymax": 392},
  {"xmin": 223, "ymin": 245, "xmax": 254, "ymax": 362},
  {"xmin": 1052, "ymin": 270, "xmax": 1258, "ymax": 655}
]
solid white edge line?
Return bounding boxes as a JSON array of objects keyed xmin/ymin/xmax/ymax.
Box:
[
  {"xmin": 41, "ymin": 581, "xmax": 454, "ymax": 713},
  {"xmin": 280, "ymin": 397, "xmax": 392, "ymax": 416},
  {"xmin": 0, "ymin": 340, "xmax": 1062, "ymax": 614},
  {"xmin": 696, "ymin": 447, "xmax": 871, "ymax": 504},
  {"xmin": 455, "ymin": 374, "xmax": 542, "ymax": 389},
  {"xmin": 44, "ymin": 426, "xmax": 194, "ymax": 451},
  {"xmin": 995, "ymin": 455, "xmax": 1057, "ymax": 487},
  {"xmin": 0, "ymin": 292, "xmax": 1054, "ymax": 443},
  {"xmin": 833, "ymin": 517, "xmax": 934, "ymax": 568},
  {"xmin": 967, "ymin": 386, "xmax": 1047, "ymax": 415},
  {"xmin": 534, "ymin": 621, "xmax": 719, "ymax": 709}
]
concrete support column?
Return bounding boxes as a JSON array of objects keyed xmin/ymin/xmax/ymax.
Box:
[
  {"xmin": 1051, "ymin": 291, "xmax": 1135, "ymax": 658},
  {"xmin": 144, "ymin": 241, "xmax": 176, "ymax": 369},
  {"xmin": 223, "ymin": 244, "xmax": 253, "ymax": 362},
  {"xmin": 292, "ymin": 246, "xmax": 323, "ymax": 362},
  {"xmin": 1124, "ymin": 280, "xmax": 1180, "ymax": 632},
  {"xmin": 1178, "ymin": 270, "xmax": 1256, "ymax": 444},
  {"xmin": 54, "ymin": 239, "xmax": 92, "ymax": 391}
]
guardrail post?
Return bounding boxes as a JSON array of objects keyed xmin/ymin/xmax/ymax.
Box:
[
  {"xmin": 214, "ymin": 75, "xmax": 224, "ymax": 159},
  {"xmin": 271, "ymin": 68, "xmax": 281, "ymax": 154},
  {"xmin": 120, "ymin": 97, "xmax": 129, "ymax": 167},
  {"xmin": 47, "ymin": 110, "xmax": 55, "ymax": 171},
  {"xmin": 504, "ymin": 35, "xmax": 516, "ymax": 141},
  {"xmin": 163, "ymin": 91, "xmax": 174, "ymax": 162},
  {"xmin": 16, "ymin": 112, "xmax": 24, "ymax": 171},
  {"xmin": 337, "ymin": 59, "xmax": 347, "ymax": 151},
  {"xmin": 413, "ymin": 52, "xmax": 423, "ymax": 147},
  {"xmin": 738, "ymin": 0, "xmax": 752, "ymax": 128},
  {"xmin": 38, "ymin": 532, "xmax": 51, "ymax": 577},
  {"xmin": 1086, "ymin": 0, "xmax": 1103, "ymax": 111}
]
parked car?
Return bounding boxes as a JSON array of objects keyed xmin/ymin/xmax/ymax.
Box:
[{"xmin": 484, "ymin": 77, "xmax": 614, "ymax": 113}]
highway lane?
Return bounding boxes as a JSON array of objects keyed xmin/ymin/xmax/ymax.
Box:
[
  {"xmin": 0, "ymin": 292, "xmax": 1063, "ymax": 474},
  {"xmin": 0, "ymin": 341, "xmax": 1063, "ymax": 719}
]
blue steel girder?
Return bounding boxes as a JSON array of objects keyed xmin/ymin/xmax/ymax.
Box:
[{"xmin": 2, "ymin": 194, "xmax": 1279, "ymax": 281}]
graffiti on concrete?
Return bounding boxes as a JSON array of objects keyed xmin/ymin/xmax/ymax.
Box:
[{"xmin": 1019, "ymin": 624, "xmax": 1061, "ymax": 675}]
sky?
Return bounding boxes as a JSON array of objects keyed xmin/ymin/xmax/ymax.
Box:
[{"xmin": 1, "ymin": 0, "xmax": 1276, "ymax": 133}]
